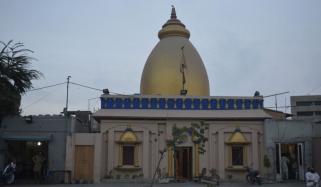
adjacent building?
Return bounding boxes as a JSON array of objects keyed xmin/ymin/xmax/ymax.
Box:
[
  {"xmin": 0, "ymin": 111, "xmax": 91, "ymax": 183},
  {"xmin": 291, "ymin": 95, "xmax": 321, "ymax": 120},
  {"xmin": 0, "ymin": 115, "xmax": 73, "ymax": 183}
]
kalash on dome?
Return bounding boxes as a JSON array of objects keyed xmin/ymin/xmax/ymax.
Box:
[{"xmin": 68, "ymin": 7, "xmax": 270, "ymax": 183}]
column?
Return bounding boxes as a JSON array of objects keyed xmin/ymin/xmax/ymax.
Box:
[
  {"xmin": 118, "ymin": 144, "xmax": 122, "ymax": 166},
  {"xmin": 142, "ymin": 130, "xmax": 149, "ymax": 178},
  {"xmin": 218, "ymin": 131, "xmax": 225, "ymax": 179},
  {"xmin": 252, "ymin": 131, "xmax": 258, "ymax": 170},
  {"xmin": 94, "ymin": 134, "xmax": 102, "ymax": 183},
  {"xmin": 107, "ymin": 130, "xmax": 114, "ymax": 173},
  {"xmin": 167, "ymin": 145, "xmax": 173, "ymax": 177},
  {"xmin": 194, "ymin": 143, "xmax": 200, "ymax": 177}
]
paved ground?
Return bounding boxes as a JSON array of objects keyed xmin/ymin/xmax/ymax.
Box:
[{"xmin": 2, "ymin": 181, "xmax": 306, "ymax": 187}]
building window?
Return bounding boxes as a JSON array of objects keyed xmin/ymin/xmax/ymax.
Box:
[
  {"xmin": 297, "ymin": 111, "xmax": 313, "ymax": 116},
  {"xmin": 232, "ymin": 145, "xmax": 244, "ymax": 166},
  {"xmin": 116, "ymin": 128, "xmax": 140, "ymax": 167},
  {"xmin": 315, "ymin": 111, "xmax": 321, "ymax": 116},
  {"xmin": 226, "ymin": 127, "xmax": 249, "ymax": 168},
  {"xmin": 296, "ymin": 101, "xmax": 313, "ymax": 106},
  {"xmin": 122, "ymin": 145, "xmax": 135, "ymax": 165},
  {"xmin": 315, "ymin": 101, "xmax": 321, "ymax": 106}
]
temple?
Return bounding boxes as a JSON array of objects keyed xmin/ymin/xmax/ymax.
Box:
[{"xmin": 66, "ymin": 7, "xmax": 270, "ymax": 182}]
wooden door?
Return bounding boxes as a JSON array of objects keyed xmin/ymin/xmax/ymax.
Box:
[
  {"xmin": 74, "ymin": 145, "xmax": 94, "ymax": 181},
  {"xmin": 175, "ymin": 147, "xmax": 192, "ymax": 180}
]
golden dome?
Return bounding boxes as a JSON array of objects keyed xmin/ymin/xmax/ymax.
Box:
[{"xmin": 140, "ymin": 6, "xmax": 210, "ymax": 96}]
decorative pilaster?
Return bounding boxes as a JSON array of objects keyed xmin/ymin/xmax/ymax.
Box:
[
  {"xmin": 218, "ymin": 131, "xmax": 225, "ymax": 178},
  {"xmin": 227, "ymin": 146, "xmax": 232, "ymax": 167},
  {"xmin": 244, "ymin": 146, "xmax": 248, "ymax": 166},
  {"xmin": 252, "ymin": 132, "xmax": 258, "ymax": 169},
  {"xmin": 167, "ymin": 145, "xmax": 173, "ymax": 177},
  {"xmin": 107, "ymin": 130, "xmax": 114, "ymax": 172},
  {"xmin": 118, "ymin": 145, "xmax": 122, "ymax": 166},
  {"xmin": 142, "ymin": 130, "xmax": 149, "ymax": 178},
  {"xmin": 134, "ymin": 145, "xmax": 139, "ymax": 166},
  {"xmin": 194, "ymin": 143, "xmax": 200, "ymax": 177}
]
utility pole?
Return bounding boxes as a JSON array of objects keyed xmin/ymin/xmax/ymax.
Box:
[{"xmin": 66, "ymin": 76, "xmax": 71, "ymax": 111}]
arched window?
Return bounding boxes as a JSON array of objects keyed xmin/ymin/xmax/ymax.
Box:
[
  {"xmin": 116, "ymin": 128, "xmax": 141, "ymax": 167},
  {"xmin": 226, "ymin": 127, "xmax": 249, "ymax": 168}
]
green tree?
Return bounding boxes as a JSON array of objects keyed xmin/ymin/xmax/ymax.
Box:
[{"xmin": 0, "ymin": 40, "xmax": 42, "ymax": 121}]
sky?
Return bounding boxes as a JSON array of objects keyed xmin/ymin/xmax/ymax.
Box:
[{"xmin": 1, "ymin": 0, "xmax": 321, "ymax": 115}]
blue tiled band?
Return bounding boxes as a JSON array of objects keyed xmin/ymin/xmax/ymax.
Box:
[{"xmin": 101, "ymin": 97, "xmax": 264, "ymax": 110}]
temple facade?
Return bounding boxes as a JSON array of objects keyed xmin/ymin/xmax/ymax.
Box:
[{"xmin": 65, "ymin": 7, "xmax": 271, "ymax": 183}]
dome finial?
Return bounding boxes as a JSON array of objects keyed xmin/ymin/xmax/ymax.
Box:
[
  {"xmin": 158, "ymin": 6, "xmax": 190, "ymax": 39},
  {"xmin": 171, "ymin": 5, "xmax": 177, "ymax": 19}
]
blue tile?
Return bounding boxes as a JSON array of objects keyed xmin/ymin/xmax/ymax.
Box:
[
  {"xmin": 227, "ymin": 99, "xmax": 235, "ymax": 109},
  {"xmin": 101, "ymin": 98, "xmax": 105, "ymax": 109},
  {"xmin": 219, "ymin": 99, "xmax": 226, "ymax": 109},
  {"xmin": 253, "ymin": 99, "xmax": 259, "ymax": 109},
  {"xmin": 176, "ymin": 99, "xmax": 183, "ymax": 109},
  {"xmin": 150, "ymin": 98, "xmax": 158, "ymax": 109},
  {"xmin": 133, "ymin": 98, "xmax": 140, "ymax": 109},
  {"xmin": 236, "ymin": 99, "xmax": 243, "ymax": 109},
  {"xmin": 210, "ymin": 99, "xmax": 217, "ymax": 109},
  {"xmin": 201, "ymin": 99, "xmax": 209, "ymax": 110},
  {"xmin": 115, "ymin": 98, "xmax": 123, "ymax": 109},
  {"xmin": 159, "ymin": 98, "xmax": 166, "ymax": 109},
  {"xmin": 244, "ymin": 99, "xmax": 251, "ymax": 109},
  {"xmin": 141, "ymin": 98, "xmax": 149, "ymax": 109},
  {"xmin": 167, "ymin": 99, "xmax": 175, "ymax": 109},
  {"xmin": 124, "ymin": 98, "xmax": 131, "ymax": 109},
  {"xmin": 106, "ymin": 98, "xmax": 114, "ymax": 109},
  {"xmin": 193, "ymin": 99, "xmax": 200, "ymax": 110},
  {"xmin": 184, "ymin": 99, "xmax": 192, "ymax": 109}
]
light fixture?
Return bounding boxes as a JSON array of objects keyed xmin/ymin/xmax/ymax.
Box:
[
  {"xmin": 37, "ymin": 141, "xmax": 42, "ymax": 146},
  {"xmin": 103, "ymin": 89, "xmax": 110, "ymax": 95},
  {"xmin": 180, "ymin": 89, "xmax": 187, "ymax": 96}
]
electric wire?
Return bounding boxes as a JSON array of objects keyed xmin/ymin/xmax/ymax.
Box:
[
  {"xmin": 23, "ymin": 80, "xmax": 131, "ymax": 111},
  {"xmin": 27, "ymin": 82, "xmax": 66, "ymax": 92},
  {"xmin": 22, "ymin": 92, "xmax": 52, "ymax": 109},
  {"xmin": 25, "ymin": 80, "xmax": 128, "ymax": 95},
  {"xmin": 70, "ymin": 81, "xmax": 131, "ymax": 95},
  {"xmin": 69, "ymin": 82, "xmax": 102, "ymax": 91}
]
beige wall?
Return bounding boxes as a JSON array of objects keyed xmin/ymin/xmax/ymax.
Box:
[
  {"xmin": 65, "ymin": 133, "xmax": 103, "ymax": 183},
  {"xmin": 206, "ymin": 121, "xmax": 264, "ymax": 181},
  {"xmin": 101, "ymin": 120, "xmax": 159, "ymax": 179},
  {"xmin": 66, "ymin": 119, "xmax": 265, "ymax": 182}
]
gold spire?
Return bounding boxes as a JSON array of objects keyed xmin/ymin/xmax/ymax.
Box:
[
  {"xmin": 170, "ymin": 5, "xmax": 177, "ymax": 19},
  {"xmin": 158, "ymin": 6, "xmax": 190, "ymax": 39}
]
